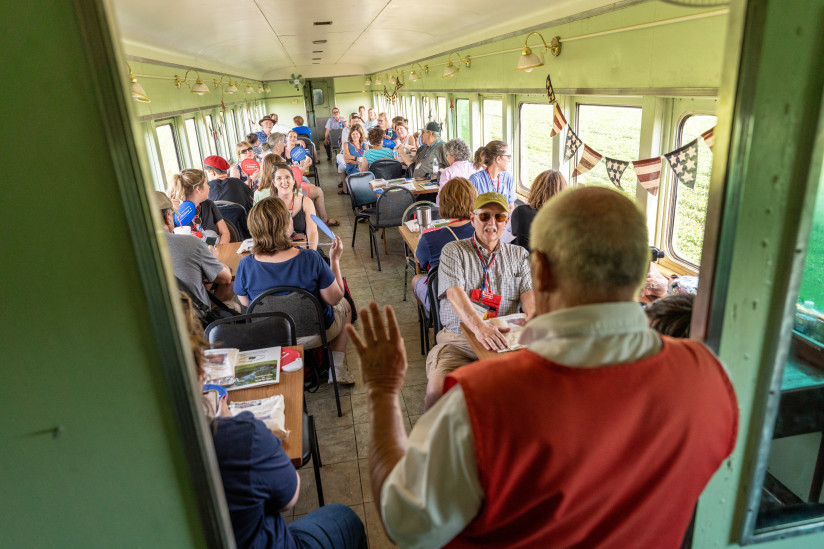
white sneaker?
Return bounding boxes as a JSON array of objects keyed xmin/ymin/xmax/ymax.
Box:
[{"xmin": 329, "ymin": 366, "xmax": 355, "ymax": 385}]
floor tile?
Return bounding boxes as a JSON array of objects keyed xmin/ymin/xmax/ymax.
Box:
[
  {"xmin": 364, "ymin": 502, "xmax": 398, "ymax": 548},
  {"xmin": 316, "ymin": 425, "xmax": 358, "ymax": 464},
  {"xmin": 401, "ymin": 384, "xmax": 427, "ymax": 416},
  {"xmin": 308, "ymin": 394, "xmax": 353, "ymax": 429},
  {"xmin": 295, "ymin": 460, "xmax": 363, "ymax": 515},
  {"xmin": 403, "ymin": 363, "xmax": 428, "ymax": 387},
  {"xmin": 351, "ymin": 392, "xmax": 405, "ymax": 424},
  {"xmin": 358, "ymin": 458, "xmax": 373, "ymax": 503}
]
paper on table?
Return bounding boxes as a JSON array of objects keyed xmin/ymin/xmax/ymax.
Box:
[
  {"xmin": 486, "ymin": 313, "xmax": 527, "ymax": 352},
  {"xmin": 229, "ymin": 395, "xmax": 289, "ymax": 439},
  {"xmin": 237, "ymin": 238, "xmax": 254, "ymax": 253},
  {"xmin": 405, "ymin": 219, "xmax": 420, "ymax": 233}
]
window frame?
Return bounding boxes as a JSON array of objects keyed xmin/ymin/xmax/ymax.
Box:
[
  {"xmin": 455, "ymin": 97, "xmax": 471, "ymax": 146},
  {"xmin": 183, "ymin": 117, "xmax": 203, "ymax": 169},
  {"xmin": 154, "ymin": 119, "xmax": 183, "ymax": 186},
  {"xmin": 482, "ymin": 96, "xmax": 504, "ymax": 144},
  {"xmin": 516, "ymin": 100, "xmax": 558, "ymax": 192}
]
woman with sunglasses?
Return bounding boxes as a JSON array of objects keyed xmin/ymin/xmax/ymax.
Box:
[
  {"xmin": 229, "ymin": 141, "xmax": 260, "ymax": 188},
  {"xmin": 469, "ymin": 140, "xmax": 516, "ymax": 211},
  {"xmin": 167, "ymin": 169, "xmax": 230, "ymax": 243}
]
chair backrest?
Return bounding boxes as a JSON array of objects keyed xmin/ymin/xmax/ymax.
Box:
[
  {"xmin": 205, "ymin": 312, "xmax": 297, "ymax": 351},
  {"xmin": 375, "ymin": 187, "xmax": 415, "ymax": 228},
  {"xmin": 347, "ymin": 172, "xmax": 377, "ymax": 210},
  {"xmin": 427, "ymin": 266, "xmax": 442, "ymax": 333},
  {"xmin": 328, "ymin": 128, "xmax": 343, "ymax": 149},
  {"xmin": 247, "ymin": 287, "xmax": 329, "ymax": 346},
  {"xmin": 369, "ymin": 159, "xmax": 405, "ymax": 180},
  {"xmin": 222, "ymin": 218, "xmax": 241, "ymax": 242},
  {"xmin": 300, "ymin": 138, "xmax": 318, "ymax": 162},
  {"xmin": 315, "ymin": 117, "xmax": 330, "ymax": 137},
  {"xmin": 216, "ymin": 202, "xmax": 249, "ymax": 240}
]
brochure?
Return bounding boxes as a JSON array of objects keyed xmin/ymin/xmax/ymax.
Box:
[
  {"xmin": 228, "ymin": 346, "xmax": 281, "ymax": 390},
  {"xmin": 202, "ymin": 348, "xmax": 239, "ymax": 385},
  {"xmin": 486, "ymin": 313, "xmax": 528, "ymax": 352}
]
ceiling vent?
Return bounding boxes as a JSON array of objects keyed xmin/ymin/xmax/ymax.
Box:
[
  {"xmin": 313, "ymin": 50, "xmax": 324, "ymax": 53},
  {"xmin": 312, "ymin": 40, "xmax": 327, "ymax": 44},
  {"xmin": 314, "ymin": 21, "xmax": 333, "ymax": 25},
  {"xmin": 312, "ymin": 58, "xmax": 321, "ymax": 60}
]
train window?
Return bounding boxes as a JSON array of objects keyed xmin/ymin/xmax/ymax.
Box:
[
  {"xmin": 226, "ymin": 110, "xmax": 238, "ymax": 152},
  {"xmin": 437, "ymin": 97, "xmax": 447, "ymax": 125},
  {"xmin": 312, "ymin": 89, "xmax": 324, "ymax": 106},
  {"xmin": 155, "ymin": 122, "xmax": 181, "ymax": 186},
  {"xmin": 204, "ymin": 114, "xmax": 219, "ymax": 155},
  {"xmin": 422, "ymin": 96, "xmax": 429, "ymax": 124},
  {"xmin": 456, "ymin": 99, "xmax": 470, "ymax": 145},
  {"xmin": 518, "ymin": 103, "xmax": 554, "ymax": 188},
  {"xmin": 574, "ymin": 104, "xmax": 642, "ymax": 198},
  {"xmin": 668, "ymin": 114, "xmax": 717, "ymax": 267},
  {"xmin": 184, "ymin": 118, "xmax": 203, "ymax": 168},
  {"xmin": 483, "ymin": 99, "xmax": 503, "ymax": 143}
]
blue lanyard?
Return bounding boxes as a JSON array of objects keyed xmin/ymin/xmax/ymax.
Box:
[
  {"xmin": 421, "ymin": 139, "xmax": 442, "ymax": 162},
  {"xmin": 471, "ymin": 235, "xmax": 498, "ymax": 293}
]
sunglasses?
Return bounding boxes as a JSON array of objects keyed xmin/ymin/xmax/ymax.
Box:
[
  {"xmin": 476, "ymin": 212, "xmax": 509, "ymax": 223},
  {"xmin": 240, "ymin": 148, "xmax": 253, "ymax": 154}
]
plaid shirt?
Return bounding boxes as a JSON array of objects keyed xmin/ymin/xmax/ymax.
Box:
[{"xmin": 437, "ymin": 236, "xmax": 532, "ymax": 334}]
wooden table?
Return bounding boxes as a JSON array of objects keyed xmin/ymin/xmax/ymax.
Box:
[
  {"xmin": 460, "ymin": 322, "xmax": 515, "ymax": 361},
  {"xmin": 371, "ymin": 179, "xmax": 439, "ymax": 196},
  {"xmin": 227, "ymin": 345, "xmax": 304, "ymax": 467},
  {"xmin": 399, "ymin": 225, "xmax": 423, "ymax": 274},
  {"xmin": 216, "ymin": 239, "xmax": 307, "ymax": 278}
]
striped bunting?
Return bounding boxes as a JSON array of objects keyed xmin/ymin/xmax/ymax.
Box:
[
  {"xmin": 573, "ymin": 144, "xmax": 603, "ymax": 177},
  {"xmin": 546, "ymin": 74, "xmax": 556, "ymax": 104},
  {"xmin": 550, "ymin": 103, "xmax": 568, "ymax": 138},
  {"xmin": 605, "ymin": 157, "xmax": 629, "ymax": 189},
  {"xmin": 701, "ymin": 126, "xmax": 715, "ymax": 151},
  {"xmin": 632, "ymin": 156, "xmax": 663, "ymax": 196},
  {"xmin": 664, "ymin": 138, "xmax": 699, "ymax": 189},
  {"xmin": 564, "ymin": 128, "xmax": 582, "ymax": 161}
]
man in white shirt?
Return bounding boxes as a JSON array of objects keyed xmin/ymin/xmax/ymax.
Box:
[
  {"xmin": 323, "ymin": 107, "xmax": 346, "ymax": 162},
  {"xmin": 346, "ymin": 186, "xmax": 738, "ymax": 549}
]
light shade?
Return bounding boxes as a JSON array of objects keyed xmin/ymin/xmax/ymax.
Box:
[
  {"xmin": 389, "ymin": 75, "xmax": 397, "ymax": 85},
  {"xmin": 264, "ymin": 84, "xmax": 271, "ymax": 93},
  {"xmin": 409, "ymin": 70, "xmax": 420, "ymax": 82},
  {"xmin": 365, "ymin": 77, "xmax": 372, "ymax": 85},
  {"xmin": 245, "ymin": 83, "xmax": 255, "ymax": 93},
  {"xmin": 515, "ymin": 46, "xmax": 543, "ymax": 72},
  {"xmin": 257, "ymin": 84, "xmax": 264, "ymax": 93},
  {"xmin": 442, "ymin": 62, "xmax": 459, "ymax": 78},
  {"xmin": 226, "ymin": 81, "xmax": 238, "ymax": 94},
  {"xmin": 191, "ymin": 78, "xmax": 210, "ymax": 95},
  {"xmin": 129, "ymin": 74, "xmax": 150, "ymax": 102},
  {"xmin": 375, "ymin": 76, "xmax": 383, "ymax": 86}
]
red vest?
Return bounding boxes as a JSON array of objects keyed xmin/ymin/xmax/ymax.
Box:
[{"xmin": 443, "ymin": 337, "xmax": 738, "ymax": 549}]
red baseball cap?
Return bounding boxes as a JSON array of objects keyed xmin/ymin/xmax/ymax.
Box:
[{"xmin": 203, "ymin": 155, "xmax": 231, "ymax": 172}]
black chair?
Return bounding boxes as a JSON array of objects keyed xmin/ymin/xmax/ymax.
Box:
[
  {"xmin": 222, "ymin": 219, "xmax": 241, "ymax": 243},
  {"xmin": 368, "ymin": 186, "xmax": 415, "ymax": 271},
  {"xmin": 401, "ymin": 201, "xmax": 439, "ymax": 301},
  {"xmin": 416, "ymin": 265, "xmax": 441, "ymax": 354},
  {"xmin": 299, "ymin": 138, "xmax": 321, "ymax": 186},
  {"xmin": 215, "ymin": 201, "xmax": 249, "ymax": 240},
  {"xmin": 247, "ymin": 287, "xmax": 343, "ymax": 417},
  {"xmin": 346, "ymin": 172, "xmax": 377, "ymax": 247},
  {"xmin": 328, "ymin": 128, "xmax": 343, "ymax": 157},
  {"xmin": 203, "ymin": 312, "xmax": 325, "ymax": 506},
  {"xmin": 369, "ymin": 159, "xmax": 405, "ymax": 180}
]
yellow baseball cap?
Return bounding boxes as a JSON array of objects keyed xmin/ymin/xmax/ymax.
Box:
[{"xmin": 473, "ymin": 192, "xmax": 509, "ymax": 212}]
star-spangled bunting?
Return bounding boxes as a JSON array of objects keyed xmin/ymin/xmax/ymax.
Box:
[
  {"xmin": 546, "ymin": 74, "xmax": 556, "ymax": 104},
  {"xmin": 701, "ymin": 126, "xmax": 715, "ymax": 151},
  {"xmin": 564, "ymin": 128, "xmax": 582, "ymax": 161},
  {"xmin": 605, "ymin": 157, "xmax": 629, "ymax": 189},
  {"xmin": 632, "ymin": 156, "xmax": 663, "ymax": 196},
  {"xmin": 550, "ymin": 103, "xmax": 567, "ymax": 138},
  {"xmin": 573, "ymin": 144, "xmax": 603, "ymax": 177},
  {"xmin": 664, "ymin": 138, "xmax": 699, "ymax": 189}
]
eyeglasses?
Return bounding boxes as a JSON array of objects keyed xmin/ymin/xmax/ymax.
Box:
[
  {"xmin": 500, "ymin": 154, "xmax": 512, "ymax": 159},
  {"xmin": 476, "ymin": 212, "xmax": 509, "ymax": 223},
  {"xmin": 240, "ymin": 148, "xmax": 253, "ymax": 154}
]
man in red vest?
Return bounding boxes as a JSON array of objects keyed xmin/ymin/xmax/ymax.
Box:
[{"xmin": 347, "ymin": 186, "xmax": 738, "ymax": 548}]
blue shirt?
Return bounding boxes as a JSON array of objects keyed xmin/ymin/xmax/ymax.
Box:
[
  {"xmin": 234, "ymin": 249, "xmax": 336, "ymax": 328},
  {"xmin": 363, "ymin": 147, "xmax": 395, "ymax": 166},
  {"xmin": 255, "ymin": 130, "xmax": 268, "ymax": 146},
  {"xmin": 293, "ymin": 125, "xmax": 312, "ymax": 138},
  {"xmin": 346, "ymin": 142, "xmax": 364, "ymax": 175},
  {"xmin": 469, "ymin": 170, "xmax": 516, "ymax": 205},
  {"xmin": 212, "ymin": 412, "xmax": 298, "ymax": 549},
  {"xmin": 416, "ymin": 222, "xmax": 476, "ymax": 271}
]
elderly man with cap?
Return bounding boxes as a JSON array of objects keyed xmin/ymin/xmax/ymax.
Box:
[
  {"xmin": 203, "ymin": 155, "xmax": 253, "ymax": 212},
  {"xmin": 399, "ymin": 122, "xmax": 449, "ymax": 179},
  {"xmin": 422, "ymin": 191, "xmax": 534, "ymax": 410},
  {"xmin": 154, "ymin": 191, "xmax": 234, "ymax": 313},
  {"xmin": 255, "ymin": 116, "xmax": 276, "ymax": 146},
  {"xmin": 346, "ymin": 186, "xmax": 738, "ymax": 549}
]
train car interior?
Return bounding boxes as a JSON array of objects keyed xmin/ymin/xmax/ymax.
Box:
[{"xmin": 4, "ymin": 0, "xmax": 824, "ymax": 547}]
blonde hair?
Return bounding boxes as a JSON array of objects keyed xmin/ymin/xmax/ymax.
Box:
[
  {"xmin": 167, "ymin": 169, "xmax": 207, "ymax": 202},
  {"xmin": 439, "ymin": 178, "xmax": 476, "ymax": 219},
  {"xmin": 258, "ymin": 154, "xmax": 286, "ymax": 192},
  {"xmin": 527, "ymin": 170, "xmax": 567, "ymax": 210},
  {"xmin": 248, "ymin": 198, "xmax": 294, "ymax": 254},
  {"xmin": 531, "ymin": 187, "xmax": 649, "ymax": 303},
  {"xmin": 235, "ymin": 141, "xmax": 253, "ymax": 158}
]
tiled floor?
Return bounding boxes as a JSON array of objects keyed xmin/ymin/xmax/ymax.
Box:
[{"xmin": 282, "ymin": 160, "xmax": 429, "ymax": 548}]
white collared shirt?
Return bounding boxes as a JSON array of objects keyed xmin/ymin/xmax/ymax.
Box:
[{"xmin": 380, "ymin": 302, "xmax": 662, "ymax": 549}]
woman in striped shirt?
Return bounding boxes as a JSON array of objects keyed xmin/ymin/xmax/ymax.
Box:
[{"xmin": 362, "ymin": 127, "xmax": 396, "ymax": 166}]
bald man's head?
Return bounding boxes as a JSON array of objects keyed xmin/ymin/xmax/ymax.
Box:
[{"xmin": 531, "ymin": 187, "xmax": 649, "ymax": 304}]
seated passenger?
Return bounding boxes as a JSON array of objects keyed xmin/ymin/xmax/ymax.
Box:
[
  {"xmin": 227, "ymin": 142, "xmax": 261, "ymax": 189},
  {"xmin": 423, "ymin": 192, "xmax": 534, "ymax": 409},
  {"xmin": 362, "ymin": 127, "xmax": 395, "ymax": 166},
  {"xmin": 347, "ymin": 186, "xmax": 738, "ymax": 549},
  {"xmin": 399, "ymin": 122, "xmax": 448, "ymax": 179},
  {"xmin": 167, "ymin": 169, "xmax": 231, "ymax": 243},
  {"xmin": 178, "ymin": 295, "xmax": 367, "ymax": 549},
  {"xmin": 204, "ymin": 155, "xmax": 253, "ymax": 212},
  {"xmin": 336, "ymin": 114, "xmax": 363, "ymax": 187},
  {"xmin": 283, "ymin": 130, "xmax": 314, "ymax": 172},
  {"xmin": 364, "ymin": 108, "xmax": 378, "ymax": 130},
  {"xmin": 510, "ymin": 169, "xmax": 567, "ymax": 250},
  {"xmin": 266, "ymin": 132, "xmax": 287, "ymax": 158},
  {"xmin": 255, "ymin": 116, "xmax": 275, "ymax": 147},
  {"xmin": 280, "ymin": 131, "xmax": 339, "ymax": 227},
  {"xmin": 645, "ymin": 293, "xmax": 696, "ymax": 338},
  {"xmin": 154, "ymin": 192, "xmax": 233, "ymax": 309},
  {"xmin": 324, "ymin": 108, "xmax": 347, "ymax": 161},
  {"xmin": 376, "ymin": 112, "xmax": 393, "ymax": 140},
  {"xmin": 257, "ymin": 158, "xmax": 319, "ymax": 250},
  {"xmin": 469, "ymin": 140, "xmax": 516, "ymax": 211},
  {"xmin": 640, "ymin": 262, "xmax": 670, "ymax": 303},
  {"xmin": 234, "ymin": 198, "xmax": 356, "ymax": 384},
  {"xmin": 340, "ymin": 124, "xmax": 367, "ymax": 194},
  {"xmin": 392, "ymin": 121, "xmax": 417, "ymax": 159},
  {"xmin": 411, "ymin": 178, "xmax": 477, "ymax": 312},
  {"xmin": 245, "ymin": 132, "xmax": 262, "ymax": 159},
  {"xmin": 292, "ymin": 115, "xmax": 312, "ymax": 139},
  {"xmin": 437, "ymin": 138, "xmax": 476, "ymax": 203},
  {"xmin": 253, "ymin": 153, "xmax": 285, "ymax": 203}
]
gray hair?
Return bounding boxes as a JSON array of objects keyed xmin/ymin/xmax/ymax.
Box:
[
  {"xmin": 444, "ymin": 139, "xmax": 470, "ymax": 162},
  {"xmin": 268, "ymin": 132, "xmax": 285, "ymax": 147},
  {"xmin": 430, "ymin": 130, "xmax": 441, "ymax": 141}
]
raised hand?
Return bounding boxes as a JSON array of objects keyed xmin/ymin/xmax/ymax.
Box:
[{"xmin": 346, "ymin": 302, "xmax": 407, "ymax": 394}]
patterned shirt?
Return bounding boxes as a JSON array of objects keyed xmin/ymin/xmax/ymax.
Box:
[
  {"xmin": 325, "ymin": 117, "xmax": 346, "ymax": 130},
  {"xmin": 363, "ymin": 147, "xmax": 396, "ymax": 166},
  {"xmin": 437, "ymin": 237, "xmax": 532, "ymax": 333}
]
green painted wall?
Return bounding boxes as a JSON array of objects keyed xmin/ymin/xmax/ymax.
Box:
[
  {"xmin": 333, "ymin": 75, "xmax": 373, "ymax": 118},
  {"xmin": 0, "ymin": 3, "xmax": 208, "ymax": 547}
]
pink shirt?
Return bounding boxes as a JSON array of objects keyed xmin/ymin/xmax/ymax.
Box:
[{"xmin": 437, "ymin": 161, "xmax": 478, "ymax": 204}]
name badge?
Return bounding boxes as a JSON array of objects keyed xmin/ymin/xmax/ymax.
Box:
[{"xmin": 469, "ymin": 289, "xmax": 502, "ymax": 319}]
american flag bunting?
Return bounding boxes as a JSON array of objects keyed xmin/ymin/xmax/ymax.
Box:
[
  {"xmin": 701, "ymin": 127, "xmax": 715, "ymax": 151},
  {"xmin": 632, "ymin": 156, "xmax": 663, "ymax": 197},
  {"xmin": 572, "ymin": 144, "xmax": 603, "ymax": 177},
  {"xmin": 664, "ymin": 138, "xmax": 699, "ymax": 189},
  {"xmin": 605, "ymin": 157, "xmax": 629, "ymax": 189},
  {"xmin": 564, "ymin": 127, "xmax": 582, "ymax": 161},
  {"xmin": 546, "ymin": 74, "xmax": 556, "ymax": 104},
  {"xmin": 550, "ymin": 103, "xmax": 568, "ymax": 138}
]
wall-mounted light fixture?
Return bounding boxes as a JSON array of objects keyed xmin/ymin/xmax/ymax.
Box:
[
  {"xmin": 409, "ymin": 63, "xmax": 429, "ymax": 82},
  {"xmin": 264, "ymin": 83, "xmax": 271, "ymax": 93},
  {"xmin": 175, "ymin": 69, "xmax": 210, "ymax": 95},
  {"xmin": 364, "ymin": 75, "xmax": 372, "ymax": 86},
  {"xmin": 375, "ymin": 74, "xmax": 384, "ymax": 86},
  {"xmin": 127, "ymin": 63, "xmax": 150, "ymax": 103},
  {"xmin": 515, "ymin": 32, "xmax": 561, "ymax": 72},
  {"xmin": 443, "ymin": 53, "xmax": 470, "ymax": 78}
]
